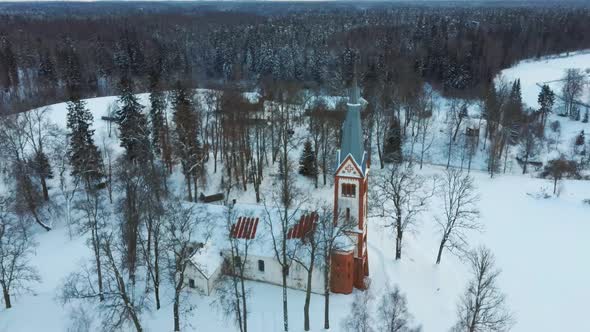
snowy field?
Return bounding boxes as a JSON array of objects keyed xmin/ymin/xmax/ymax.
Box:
[
  {"xmin": 499, "ymin": 50, "xmax": 590, "ymax": 108},
  {"xmin": 2, "ymin": 52, "xmax": 590, "ymax": 332}
]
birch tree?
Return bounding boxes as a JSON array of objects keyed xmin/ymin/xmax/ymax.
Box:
[
  {"xmin": 0, "ymin": 195, "xmax": 41, "ymax": 309},
  {"xmin": 453, "ymin": 247, "xmax": 514, "ymax": 332},
  {"xmin": 435, "ymin": 169, "xmax": 481, "ymax": 264},
  {"xmin": 373, "ymin": 164, "xmax": 434, "ymax": 260}
]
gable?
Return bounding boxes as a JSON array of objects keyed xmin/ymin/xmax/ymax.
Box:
[{"xmin": 336, "ymin": 155, "xmax": 363, "ymax": 178}]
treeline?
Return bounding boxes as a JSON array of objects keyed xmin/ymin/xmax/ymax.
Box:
[{"xmin": 2, "ymin": 2, "xmax": 590, "ymax": 113}]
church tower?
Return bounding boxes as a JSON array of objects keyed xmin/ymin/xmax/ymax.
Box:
[{"xmin": 330, "ymin": 81, "xmax": 370, "ymax": 294}]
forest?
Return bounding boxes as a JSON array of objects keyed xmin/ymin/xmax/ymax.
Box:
[{"xmin": 2, "ymin": 1, "xmax": 590, "ymax": 113}]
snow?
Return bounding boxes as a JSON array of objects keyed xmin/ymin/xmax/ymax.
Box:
[
  {"xmin": 2, "ymin": 51, "xmax": 590, "ymax": 331},
  {"xmin": 499, "ymin": 50, "xmax": 590, "ymax": 108},
  {"xmin": 498, "ymin": 50, "xmax": 590, "ymax": 162}
]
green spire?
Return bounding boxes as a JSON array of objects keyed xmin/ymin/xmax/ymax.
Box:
[{"xmin": 339, "ymin": 79, "xmax": 365, "ymax": 170}]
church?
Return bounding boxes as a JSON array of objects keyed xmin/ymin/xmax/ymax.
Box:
[
  {"xmin": 184, "ymin": 83, "xmax": 370, "ymax": 296},
  {"xmin": 330, "ymin": 82, "xmax": 370, "ymax": 294}
]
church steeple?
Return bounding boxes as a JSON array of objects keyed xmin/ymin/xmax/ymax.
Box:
[
  {"xmin": 338, "ymin": 78, "xmax": 366, "ymax": 172},
  {"xmin": 331, "ymin": 76, "xmax": 370, "ymax": 294}
]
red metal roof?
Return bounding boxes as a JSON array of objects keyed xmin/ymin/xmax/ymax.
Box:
[
  {"xmin": 230, "ymin": 217, "xmax": 259, "ymax": 239},
  {"xmin": 287, "ymin": 213, "xmax": 318, "ymax": 240}
]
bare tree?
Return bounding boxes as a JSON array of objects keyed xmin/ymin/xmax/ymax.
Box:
[
  {"xmin": 262, "ymin": 183, "xmax": 304, "ymax": 332},
  {"xmin": 73, "ymin": 188, "xmax": 110, "ymax": 302},
  {"xmin": 453, "ymin": 247, "xmax": 514, "ymax": 332},
  {"xmin": 53, "ymin": 134, "xmax": 80, "ymax": 238},
  {"xmin": 446, "ymin": 100, "xmax": 469, "ymax": 169},
  {"xmin": 342, "ymin": 280, "xmax": 374, "ymax": 332},
  {"xmin": 318, "ymin": 206, "xmax": 356, "ymax": 329},
  {"xmin": 373, "ymin": 164, "xmax": 434, "ymax": 260},
  {"xmin": 435, "ymin": 169, "xmax": 481, "ymax": 264},
  {"xmin": 164, "ymin": 198, "xmax": 212, "ymax": 332},
  {"xmin": 61, "ymin": 231, "xmax": 147, "ymax": 332},
  {"xmin": 417, "ymin": 109, "xmax": 435, "ymax": 170},
  {"xmin": 561, "ymin": 68, "xmax": 586, "ymax": 118},
  {"xmin": 291, "ymin": 210, "xmax": 321, "ymax": 332},
  {"xmin": 0, "ymin": 114, "xmax": 51, "ymax": 231},
  {"xmin": 22, "ymin": 107, "xmax": 59, "ymax": 202},
  {"xmin": 0, "ymin": 195, "xmax": 41, "ymax": 309},
  {"xmin": 262, "ymin": 80, "xmax": 305, "ymax": 332},
  {"xmin": 518, "ymin": 117, "xmax": 541, "ymax": 175},
  {"xmin": 377, "ymin": 285, "xmax": 422, "ymax": 332},
  {"xmin": 216, "ymin": 202, "xmax": 256, "ymax": 332},
  {"xmin": 541, "ymin": 156, "xmax": 579, "ymax": 196}
]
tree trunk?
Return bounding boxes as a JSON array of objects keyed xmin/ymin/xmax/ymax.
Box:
[
  {"xmin": 446, "ymin": 133, "xmax": 453, "ymax": 169},
  {"xmin": 323, "ymin": 265, "xmax": 330, "ymax": 330},
  {"xmin": 92, "ymin": 230, "xmax": 104, "ymax": 301},
  {"xmin": 40, "ymin": 176, "xmax": 49, "ymax": 201},
  {"xmin": 395, "ymin": 229, "xmax": 403, "ymax": 260},
  {"xmin": 304, "ymin": 248, "xmax": 316, "ymax": 331},
  {"xmin": 240, "ymin": 276, "xmax": 248, "ymax": 332},
  {"xmin": 174, "ymin": 295, "xmax": 180, "ymax": 332},
  {"xmin": 193, "ymin": 172, "xmax": 199, "ymax": 202},
  {"xmin": 436, "ymin": 238, "xmax": 446, "ymax": 264},
  {"xmin": 186, "ymin": 175, "xmax": 192, "ymax": 202},
  {"xmin": 154, "ymin": 236, "xmax": 161, "ymax": 310},
  {"xmin": 282, "ymin": 268, "xmax": 289, "ymax": 332},
  {"xmin": 2, "ymin": 285, "xmax": 11, "ymax": 309}
]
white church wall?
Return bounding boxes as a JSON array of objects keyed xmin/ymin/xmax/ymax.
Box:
[{"xmin": 222, "ymin": 252, "xmax": 325, "ymax": 294}]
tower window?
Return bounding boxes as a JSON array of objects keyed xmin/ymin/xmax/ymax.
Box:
[
  {"xmin": 258, "ymin": 260, "xmax": 265, "ymax": 272},
  {"xmin": 346, "ymin": 208, "xmax": 350, "ymax": 221},
  {"xmin": 189, "ymin": 279, "xmax": 195, "ymax": 288},
  {"xmin": 342, "ymin": 184, "xmax": 356, "ymax": 197}
]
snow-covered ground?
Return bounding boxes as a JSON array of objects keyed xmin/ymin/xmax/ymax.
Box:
[
  {"xmin": 2, "ymin": 164, "xmax": 588, "ymax": 332},
  {"xmin": 499, "ymin": 49, "xmax": 590, "ymax": 108},
  {"xmin": 497, "ymin": 51, "xmax": 590, "ymax": 163},
  {"xmin": 2, "ymin": 51, "xmax": 590, "ymax": 332}
]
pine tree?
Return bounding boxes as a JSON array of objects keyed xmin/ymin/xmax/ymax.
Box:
[
  {"xmin": 383, "ymin": 117, "xmax": 402, "ymax": 163},
  {"xmin": 505, "ymin": 79, "xmax": 523, "ymax": 127},
  {"xmin": 299, "ymin": 140, "xmax": 317, "ymax": 178},
  {"xmin": 537, "ymin": 84, "xmax": 555, "ymax": 131},
  {"xmin": 66, "ymin": 98, "xmax": 103, "ymax": 187},
  {"xmin": 172, "ymin": 81, "xmax": 202, "ymax": 201},
  {"xmin": 116, "ymin": 76, "xmax": 151, "ymax": 163},
  {"xmin": 575, "ymin": 130, "xmax": 585, "ymax": 147},
  {"xmin": 148, "ymin": 69, "xmax": 166, "ymax": 155},
  {"xmin": 28, "ymin": 150, "xmax": 53, "ymax": 183}
]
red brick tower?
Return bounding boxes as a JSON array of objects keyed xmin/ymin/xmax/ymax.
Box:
[{"xmin": 330, "ymin": 81, "xmax": 369, "ymax": 294}]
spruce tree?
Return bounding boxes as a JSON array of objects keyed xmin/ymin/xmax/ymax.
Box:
[
  {"xmin": 116, "ymin": 76, "xmax": 151, "ymax": 163},
  {"xmin": 299, "ymin": 140, "xmax": 317, "ymax": 178},
  {"xmin": 172, "ymin": 81, "xmax": 202, "ymax": 201},
  {"xmin": 148, "ymin": 69, "xmax": 166, "ymax": 154},
  {"xmin": 383, "ymin": 117, "xmax": 402, "ymax": 163},
  {"xmin": 538, "ymin": 84, "xmax": 555, "ymax": 131},
  {"xmin": 66, "ymin": 98, "xmax": 103, "ymax": 187}
]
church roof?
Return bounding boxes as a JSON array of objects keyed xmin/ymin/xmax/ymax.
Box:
[{"xmin": 338, "ymin": 80, "xmax": 366, "ymax": 172}]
